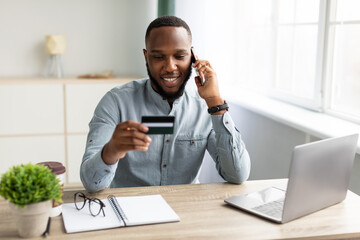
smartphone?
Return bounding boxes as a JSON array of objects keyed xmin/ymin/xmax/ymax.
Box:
[{"xmin": 191, "ymin": 47, "xmax": 205, "ymax": 86}]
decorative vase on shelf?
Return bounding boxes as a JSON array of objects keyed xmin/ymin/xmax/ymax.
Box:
[{"xmin": 44, "ymin": 35, "xmax": 66, "ymax": 78}]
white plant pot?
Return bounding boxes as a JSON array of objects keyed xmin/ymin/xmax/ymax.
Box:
[{"xmin": 9, "ymin": 200, "xmax": 52, "ymax": 238}]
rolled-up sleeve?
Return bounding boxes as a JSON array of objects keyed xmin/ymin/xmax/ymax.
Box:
[
  {"xmin": 207, "ymin": 112, "xmax": 251, "ymax": 184},
  {"xmin": 80, "ymin": 91, "xmax": 119, "ymax": 192}
]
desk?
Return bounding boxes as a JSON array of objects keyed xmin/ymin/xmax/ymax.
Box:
[{"xmin": 1, "ymin": 179, "xmax": 360, "ymax": 239}]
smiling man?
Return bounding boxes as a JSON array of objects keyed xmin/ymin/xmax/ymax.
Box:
[
  {"xmin": 144, "ymin": 25, "xmax": 192, "ymax": 104},
  {"xmin": 80, "ymin": 16, "xmax": 251, "ymax": 192}
]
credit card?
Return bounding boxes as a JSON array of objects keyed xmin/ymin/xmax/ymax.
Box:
[{"xmin": 141, "ymin": 116, "xmax": 175, "ymax": 134}]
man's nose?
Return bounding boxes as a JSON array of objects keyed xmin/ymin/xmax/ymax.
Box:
[{"xmin": 164, "ymin": 57, "xmax": 177, "ymax": 72}]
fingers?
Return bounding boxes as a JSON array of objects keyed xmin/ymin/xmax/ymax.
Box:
[
  {"xmin": 102, "ymin": 120, "xmax": 152, "ymax": 164},
  {"xmin": 111, "ymin": 121, "xmax": 152, "ymax": 153},
  {"xmin": 114, "ymin": 124, "xmax": 151, "ymax": 145},
  {"xmin": 117, "ymin": 120, "xmax": 149, "ymax": 133},
  {"xmin": 194, "ymin": 76, "xmax": 202, "ymax": 88},
  {"xmin": 198, "ymin": 65, "xmax": 211, "ymax": 80},
  {"xmin": 193, "ymin": 60, "xmax": 212, "ymax": 71},
  {"xmin": 196, "ymin": 66, "xmax": 213, "ymax": 83},
  {"xmin": 115, "ymin": 144, "xmax": 150, "ymax": 153},
  {"xmin": 193, "ymin": 60, "xmax": 213, "ymax": 80},
  {"xmin": 118, "ymin": 129, "xmax": 152, "ymax": 145}
]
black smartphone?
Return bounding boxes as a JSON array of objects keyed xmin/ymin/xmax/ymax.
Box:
[
  {"xmin": 191, "ymin": 47, "xmax": 204, "ymax": 86},
  {"xmin": 191, "ymin": 47, "xmax": 196, "ymax": 63}
]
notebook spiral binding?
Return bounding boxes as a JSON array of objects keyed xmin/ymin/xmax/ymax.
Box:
[{"xmin": 107, "ymin": 195, "xmax": 128, "ymax": 227}]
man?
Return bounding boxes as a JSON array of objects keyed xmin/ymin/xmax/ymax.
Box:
[{"xmin": 80, "ymin": 16, "xmax": 250, "ymax": 192}]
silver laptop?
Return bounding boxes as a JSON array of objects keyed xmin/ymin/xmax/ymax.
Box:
[{"xmin": 225, "ymin": 134, "xmax": 359, "ymax": 223}]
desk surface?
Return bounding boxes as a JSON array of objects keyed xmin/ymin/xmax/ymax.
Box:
[{"xmin": 1, "ymin": 179, "xmax": 360, "ymax": 240}]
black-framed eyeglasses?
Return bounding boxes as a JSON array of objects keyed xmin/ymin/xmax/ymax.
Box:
[{"xmin": 74, "ymin": 192, "xmax": 106, "ymax": 217}]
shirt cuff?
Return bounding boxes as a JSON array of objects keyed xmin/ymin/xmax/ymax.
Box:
[
  {"xmin": 210, "ymin": 111, "xmax": 236, "ymax": 135},
  {"xmin": 86, "ymin": 150, "xmax": 118, "ymax": 185}
]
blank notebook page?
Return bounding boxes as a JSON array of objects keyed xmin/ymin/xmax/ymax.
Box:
[
  {"xmin": 62, "ymin": 200, "xmax": 122, "ymax": 233},
  {"xmin": 117, "ymin": 194, "xmax": 180, "ymax": 226}
]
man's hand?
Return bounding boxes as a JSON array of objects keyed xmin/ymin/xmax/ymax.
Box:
[
  {"xmin": 102, "ymin": 120, "xmax": 151, "ymax": 165},
  {"xmin": 192, "ymin": 59, "xmax": 226, "ymax": 114}
]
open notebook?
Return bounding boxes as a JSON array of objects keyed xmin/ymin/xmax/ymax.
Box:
[{"xmin": 62, "ymin": 194, "xmax": 180, "ymax": 233}]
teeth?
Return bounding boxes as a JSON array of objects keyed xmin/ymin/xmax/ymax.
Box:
[{"xmin": 163, "ymin": 77, "xmax": 177, "ymax": 82}]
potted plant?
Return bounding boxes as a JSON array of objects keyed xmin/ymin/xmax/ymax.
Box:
[{"xmin": 0, "ymin": 163, "xmax": 62, "ymax": 238}]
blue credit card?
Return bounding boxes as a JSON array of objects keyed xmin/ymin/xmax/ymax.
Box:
[{"xmin": 141, "ymin": 116, "xmax": 175, "ymax": 134}]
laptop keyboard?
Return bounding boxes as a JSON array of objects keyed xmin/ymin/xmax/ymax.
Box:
[{"xmin": 252, "ymin": 199, "xmax": 284, "ymax": 219}]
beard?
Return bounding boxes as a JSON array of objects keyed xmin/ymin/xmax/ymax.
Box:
[{"xmin": 146, "ymin": 63, "xmax": 192, "ymax": 101}]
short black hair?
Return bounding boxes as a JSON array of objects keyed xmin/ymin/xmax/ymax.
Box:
[{"xmin": 145, "ymin": 16, "xmax": 192, "ymax": 43}]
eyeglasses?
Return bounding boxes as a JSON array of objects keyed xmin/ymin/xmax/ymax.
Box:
[{"xmin": 74, "ymin": 192, "xmax": 106, "ymax": 217}]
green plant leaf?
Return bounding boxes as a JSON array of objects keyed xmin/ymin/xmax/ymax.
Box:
[{"xmin": 0, "ymin": 163, "xmax": 63, "ymax": 208}]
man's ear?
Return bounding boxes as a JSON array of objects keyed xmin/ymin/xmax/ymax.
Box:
[{"xmin": 143, "ymin": 49, "xmax": 148, "ymax": 64}]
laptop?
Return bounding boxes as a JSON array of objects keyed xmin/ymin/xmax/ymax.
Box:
[{"xmin": 224, "ymin": 134, "xmax": 359, "ymax": 223}]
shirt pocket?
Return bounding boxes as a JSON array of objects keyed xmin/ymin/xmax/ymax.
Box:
[{"xmin": 174, "ymin": 135, "xmax": 208, "ymax": 161}]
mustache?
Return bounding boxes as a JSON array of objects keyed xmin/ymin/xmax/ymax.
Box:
[{"xmin": 146, "ymin": 63, "xmax": 192, "ymax": 100}]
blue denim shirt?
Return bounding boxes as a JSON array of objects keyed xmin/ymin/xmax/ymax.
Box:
[{"xmin": 80, "ymin": 78, "xmax": 250, "ymax": 192}]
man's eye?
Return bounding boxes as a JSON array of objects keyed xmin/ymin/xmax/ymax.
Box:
[
  {"xmin": 153, "ymin": 56, "xmax": 164, "ymax": 60},
  {"xmin": 175, "ymin": 55, "xmax": 185, "ymax": 60}
]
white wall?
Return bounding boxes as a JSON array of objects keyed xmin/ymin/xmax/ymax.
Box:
[
  {"xmin": 0, "ymin": 0, "xmax": 157, "ymax": 77},
  {"xmin": 175, "ymin": 0, "xmax": 240, "ymax": 93}
]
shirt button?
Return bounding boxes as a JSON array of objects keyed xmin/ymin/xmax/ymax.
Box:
[
  {"xmin": 233, "ymin": 146, "xmax": 236, "ymax": 149},
  {"xmin": 165, "ymin": 139, "xmax": 170, "ymax": 143},
  {"xmin": 191, "ymin": 141, "xmax": 195, "ymax": 145},
  {"xmin": 225, "ymin": 121, "xmax": 229, "ymax": 124},
  {"xmin": 163, "ymin": 164, "xmax": 167, "ymax": 168},
  {"xmin": 105, "ymin": 170, "xmax": 110, "ymax": 173},
  {"xmin": 89, "ymin": 139, "xmax": 93, "ymax": 142}
]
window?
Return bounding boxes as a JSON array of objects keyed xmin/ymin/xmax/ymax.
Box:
[
  {"xmin": 326, "ymin": 0, "xmax": 360, "ymax": 123},
  {"xmin": 177, "ymin": 0, "xmax": 360, "ymax": 124},
  {"xmin": 271, "ymin": 0, "xmax": 322, "ymax": 110},
  {"xmin": 235, "ymin": 0, "xmax": 360, "ymax": 123},
  {"xmin": 234, "ymin": 0, "xmax": 324, "ymax": 111},
  {"xmin": 235, "ymin": 0, "xmax": 274, "ymax": 93}
]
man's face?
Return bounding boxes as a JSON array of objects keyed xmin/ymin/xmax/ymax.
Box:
[{"xmin": 144, "ymin": 26, "xmax": 192, "ymax": 100}]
